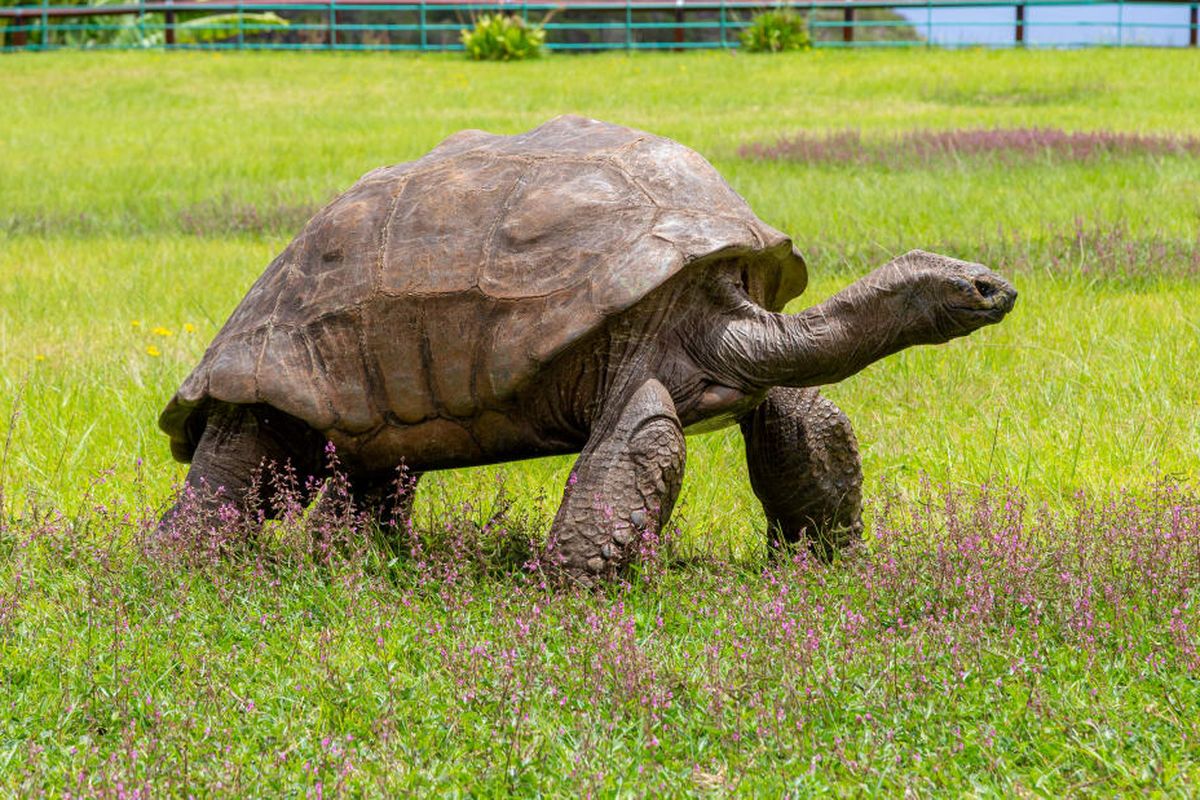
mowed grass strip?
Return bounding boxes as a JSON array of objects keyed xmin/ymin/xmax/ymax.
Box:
[
  {"xmin": 2, "ymin": 48, "xmax": 1200, "ymax": 239},
  {"xmin": 0, "ymin": 49, "xmax": 1198, "ymax": 795}
]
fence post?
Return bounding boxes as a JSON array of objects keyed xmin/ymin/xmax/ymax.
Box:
[
  {"xmin": 625, "ymin": 0, "xmax": 632, "ymax": 50},
  {"xmin": 842, "ymin": 0, "xmax": 854, "ymax": 44},
  {"xmin": 11, "ymin": 9, "xmax": 29, "ymax": 47},
  {"xmin": 237, "ymin": 0, "xmax": 245, "ymax": 48},
  {"xmin": 1191, "ymin": 4, "xmax": 1198, "ymax": 47},
  {"xmin": 1015, "ymin": 3, "xmax": 1024, "ymax": 44},
  {"xmin": 419, "ymin": 1, "xmax": 427, "ymax": 49},
  {"xmin": 718, "ymin": 0, "xmax": 725, "ymax": 47},
  {"xmin": 328, "ymin": 0, "xmax": 337, "ymax": 48},
  {"xmin": 676, "ymin": 0, "xmax": 686, "ymax": 50},
  {"xmin": 12, "ymin": 8, "xmax": 28, "ymax": 48},
  {"xmin": 1116, "ymin": 0, "xmax": 1123, "ymax": 45},
  {"xmin": 165, "ymin": 0, "xmax": 175, "ymax": 46},
  {"xmin": 40, "ymin": 0, "xmax": 48, "ymax": 50}
]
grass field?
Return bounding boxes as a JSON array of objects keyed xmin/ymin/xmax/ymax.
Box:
[{"xmin": 1, "ymin": 49, "xmax": 1199, "ymax": 794}]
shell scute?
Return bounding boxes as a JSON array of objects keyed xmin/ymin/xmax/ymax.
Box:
[
  {"xmin": 360, "ymin": 296, "xmax": 435, "ymax": 424},
  {"xmin": 283, "ymin": 190, "xmax": 384, "ymax": 321},
  {"xmin": 379, "ymin": 158, "xmax": 521, "ymax": 297},
  {"xmin": 611, "ymin": 138, "xmax": 755, "ymax": 217},
  {"xmin": 258, "ymin": 327, "xmax": 331, "ymax": 429},
  {"xmin": 306, "ymin": 309, "xmax": 377, "ymax": 433}
]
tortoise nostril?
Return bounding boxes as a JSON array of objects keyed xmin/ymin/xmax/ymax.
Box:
[{"xmin": 974, "ymin": 278, "xmax": 998, "ymax": 299}]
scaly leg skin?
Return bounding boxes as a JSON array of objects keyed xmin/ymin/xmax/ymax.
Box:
[
  {"xmin": 739, "ymin": 387, "xmax": 863, "ymax": 561},
  {"xmin": 158, "ymin": 404, "xmax": 326, "ymax": 536},
  {"xmin": 548, "ymin": 379, "xmax": 686, "ymax": 587}
]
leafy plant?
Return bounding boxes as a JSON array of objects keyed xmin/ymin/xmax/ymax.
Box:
[
  {"xmin": 740, "ymin": 7, "xmax": 811, "ymax": 53},
  {"xmin": 54, "ymin": 1, "xmax": 289, "ymax": 48},
  {"xmin": 170, "ymin": 12, "xmax": 290, "ymax": 45},
  {"xmin": 460, "ymin": 13, "xmax": 545, "ymax": 61}
]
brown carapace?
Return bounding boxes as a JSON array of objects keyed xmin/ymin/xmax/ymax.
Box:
[{"xmin": 160, "ymin": 115, "xmax": 1017, "ymax": 585}]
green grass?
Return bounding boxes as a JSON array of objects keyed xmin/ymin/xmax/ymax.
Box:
[
  {"xmin": 6, "ymin": 237, "xmax": 1196, "ymax": 545},
  {"xmin": 2, "ymin": 49, "xmax": 1200, "ymax": 795}
]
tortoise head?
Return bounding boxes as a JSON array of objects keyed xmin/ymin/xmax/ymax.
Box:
[
  {"xmin": 871, "ymin": 250, "xmax": 1018, "ymax": 345},
  {"xmin": 704, "ymin": 249, "xmax": 1017, "ymax": 393}
]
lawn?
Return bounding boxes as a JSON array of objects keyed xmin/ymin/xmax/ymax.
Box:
[{"xmin": 1, "ymin": 48, "xmax": 1199, "ymax": 795}]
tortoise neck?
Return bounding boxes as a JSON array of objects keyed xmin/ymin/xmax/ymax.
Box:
[{"xmin": 708, "ymin": 265, "xmax": 919, "ymax": 391}]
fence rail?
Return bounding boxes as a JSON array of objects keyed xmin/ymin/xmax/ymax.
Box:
[{"xmin": 2, "ymin": 0, "xmax": 1198, "ymax": 50}]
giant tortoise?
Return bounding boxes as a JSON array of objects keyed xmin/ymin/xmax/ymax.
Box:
[{"xmin": 160, "ymin": 115, "xmax": 1016, "ymax": 582}]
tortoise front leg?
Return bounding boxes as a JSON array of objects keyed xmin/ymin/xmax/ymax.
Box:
[
  {"xmin": 547, "ymin": 379, "xmax": 686, "ymax": 586},
  {"xmin": 739, "ymin": 387, "xmax": 863, "ymax": 561},
  {"xmin": 159, "ymin": 404, "xmax": 326, "ymax": 534}
]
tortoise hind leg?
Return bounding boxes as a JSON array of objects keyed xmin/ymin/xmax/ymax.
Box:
[
  {"xmin": 739, "ymin": 387, "xmax": 863, "ymax": 561},
  {"xmin": 159, "ymin": 404, "xmax": 326, "ymax": 534},
  {"xmin": 547, "ymin": 378, "xmax": 686, "ymax": 586}
]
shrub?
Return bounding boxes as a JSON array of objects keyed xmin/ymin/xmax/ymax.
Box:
[
  {"xmin": 57, "ymin": 4, "xmax": 289, "ymax": 48},
  {"xmin": 740, "ymin": 8, "xmax": 811, "ymax": 53},
  {"xmin": 460, "ymin": 13, "xmax": 546, "ymax": 61},
  {"xmin": 170, "ymin": 12, "xmax": 290, "ymax": 45}
]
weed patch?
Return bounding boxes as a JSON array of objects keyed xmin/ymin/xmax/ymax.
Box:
[
  {"xmin": 1, "ymin": 476, "xmax": 1197, "ymax": 792},
  {"xmin": 177, "ymin": 195, "xmax": 322, "ymax": 237},
  {"xmin": 741, "ymin": 127, "xmax": 1200, "ymax": 166},
  {"xmin": 805, "ymin": 218, "xmax": 1200, "ymax": 281}
]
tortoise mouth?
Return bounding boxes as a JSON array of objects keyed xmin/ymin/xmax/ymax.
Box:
[
  {"xmin": 947, "ymin": 303, "xmax": 1014, "ymax": 324},
  {"xmin": 948, "ymin": 283, "xmax": 1017, "ymax": 317}
]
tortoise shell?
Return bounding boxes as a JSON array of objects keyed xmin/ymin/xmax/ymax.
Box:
[{"xmin": 161, "ymin": 115, "xmax": 807, "ymax": 461}]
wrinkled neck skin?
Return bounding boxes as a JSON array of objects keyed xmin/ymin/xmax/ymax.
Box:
[
  {"xmin": 520, "ymin": 253, "xmax": 1009, "ymax": 444},
  {"xmin": 699, "ymin": 259, "xmax": 960, "ymax": 395}
]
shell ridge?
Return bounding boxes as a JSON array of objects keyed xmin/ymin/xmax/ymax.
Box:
[
  {"xmin": 480, "ymin": 169, "xmax": 533, "ymax": 289},
  {"xmin": 252, "ymin": 324, "xmax": 271, "ymax": 403},
  {"xmin": 605, "ymin": 157, "xmax": 661, "ymax": 208},
  {"xmin": 375, "ymin": 179, "xmax": 409, "ymax": 295},
  {"xmin": 746, "ymin": 221, "xmax": 767, "ymax": 250},
  {"xmin": 355, "ymin": 303, "xmax": 386, "ymax": 434},
  {"xmin": 414, "ymin": 304, "xmax": 440, "ymax": 418},
  {"xmin": 269, "ymin": 259, "xmax": 299, "ymax": 327},
  {"xmin": 304, "ymin": 326, "xmax": 342, "ymax": 428},
  {"xmin": 468, "ymin": 302, "xmax": 497, "ymax": 413}
]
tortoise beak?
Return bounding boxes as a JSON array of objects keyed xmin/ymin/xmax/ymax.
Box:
[
  {"xmin": 970, "ymin": 272, "xmax": 1017, "ymax": 316},
  {"xmin": 973, "ymin": 272, "xmax": 1017, "ymax": 310}
]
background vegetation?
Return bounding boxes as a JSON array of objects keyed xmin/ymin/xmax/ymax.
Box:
[
  {"xmin": 460, "ymin": 13, "xmax": 546, "ymax": 61},
  {"xmin": 1, "ymin": 49, "xmax": 1198, "ymax": 794},
  {"xmin": 1, "ymin": 0, "xmax": 920, "ymax": 50},
  {"xmin": 739, "ymin": 8, "xmax": 811, "ymax": 52}
]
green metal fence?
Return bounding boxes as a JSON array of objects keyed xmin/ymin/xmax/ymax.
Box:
[{"xmin": 1, "ymin": 0, "xmax": 1198, "ymax": 51}]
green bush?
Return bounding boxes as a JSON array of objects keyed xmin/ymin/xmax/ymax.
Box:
[
  {"xmin": 54, "ymin": 2, "xmax": 289, "ymax": 48},
  {"xmin": 460, "ymin": 13, "xmax": 545, "ymax": 61},
  {"xmin": 740, "ymin": 8, "xmax": 811, "ymax": 53},
  {"xmin": 170, "ymin": 13, "xmax": 290, "ymax": 45}
]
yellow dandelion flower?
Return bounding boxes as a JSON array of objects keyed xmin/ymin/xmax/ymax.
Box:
[
  {"xmin": 131, "ymin": 320, "xmax": 142, "ymax": 329},
  {"xmin": 35, "ymin": 354, "xmax": 46, "ymax": 362},
  {"xmin": 152, "ymin": 326, "xmax": 173, "ymax": 337},
  {"xmin": 183, "ymin": 323, "xmax": 196, "ymax": 334},
  {"xmin": 146, "ymin": 345, "xmax": 161, "ymax": 357}
]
